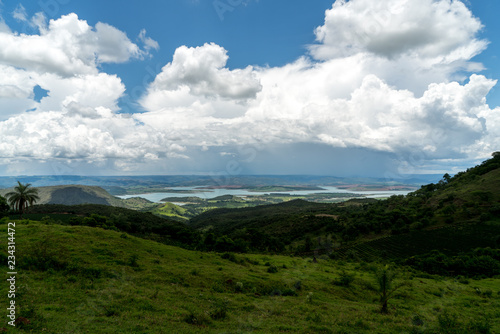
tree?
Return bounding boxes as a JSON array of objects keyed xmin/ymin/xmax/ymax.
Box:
[
  {"xmin": 6, "ymin": 181, "xmax": 40, "ymax": 219},
  {"xmin": 375, "ymin": 266, "xmax": 408, "ymax": 314},
  {"xmin": 442, "ymin": 173, "xmax": 451, "ymax": 183},
  {"xmin": 0, "ymin": 195, "xmax": 9, "ymax": 217}
]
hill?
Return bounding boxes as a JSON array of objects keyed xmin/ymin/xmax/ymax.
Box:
[
  {"xmin": 19, "ymin": 203, "xmax": 200, "ymax": 249},
  {"xmin": 189, "ymin": 155, "xmax": 500, "ymax": 256},
  {"xmin": 0, "ymin": 185, "xmax": 156, "ymax": 211},
  {"xmin": 0, "ymin": 219, "xmax": 498, "ymax": 333}
]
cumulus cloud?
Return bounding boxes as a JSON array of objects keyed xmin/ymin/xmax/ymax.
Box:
[
  {"xmin": 0, "ymin": 13, "xmax": 156, "ymax": 77},
  {"xmin": 0, "ymin": 104, "xmax": 186, "ymax": 165},
  {"xmin": 310, "ymin": 0, "xmax": 487, "ymax": 61},
  {"xmin": 0, "ymin": 12, "xmax": 159, "ymax": 119},
  {"xmin": 0, "ymin": 1, "xmax": 499, "ymax": 175},
  {"xmin": 147, "ymin": 43, "xmax": 262, "ymax": 100},
  {"xmin": 136, "ymin": 0, "xmax": 498, "ymax": 169},
  {"xmin": 0, "ymin": 12, "xmax": 168, "ymax": 169}
]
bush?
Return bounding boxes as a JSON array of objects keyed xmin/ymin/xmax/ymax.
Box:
[
  {"xmin": 468, "ymin": 317, "xmax": 492, "ymax": 334},
  {"xmin": 333, "ymin": 270, "xmax": 355, "ymax": 287},
  {"xmin": 210, "ymin": 299, "xmax": 229, "ymax": 320},
  {"xmin": 282, "ymin": 288, "xmax": 298, "ymax": 296},
  {"xmin": 128, "ymin": 254, "xmax": 139, "ymax": 267},
  {"xmin": 267, "ymin": 265, "xmax": 278, "ymax": 273},
  {"xmin": 437, "ymin": 310, "xmax": 461, "ymax": 333},
  {"xmin": 221, "ymin": 252, "xmax": 238, "ymax": 263},
  {"xmin": 270, "ymin": 288, "xmax": 282, "ymax": 296},
  {"xmin": 482, "ymin": 289, "xmax": 493, "ymax": 298},
  {"xmin": 411, "ymin": 314, "xmax": 425, "ymax": 327},
  {"xmin": 184, "ymin": 310, "xmax": 211, "ymax": 326}
]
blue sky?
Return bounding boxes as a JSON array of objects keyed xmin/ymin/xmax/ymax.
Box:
[{"xmin": 0, "ymin": 0, "xmax": 499, "ymax": 178}]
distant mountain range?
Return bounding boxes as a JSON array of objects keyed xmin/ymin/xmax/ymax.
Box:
[{"xmin": 0, "ymin": 174, "xmax": 442, "ymax": 193}]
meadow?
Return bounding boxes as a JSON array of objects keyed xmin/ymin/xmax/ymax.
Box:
[{"xmin": 0, "ymin": 219, "xmax": 498, "ymax": 333}]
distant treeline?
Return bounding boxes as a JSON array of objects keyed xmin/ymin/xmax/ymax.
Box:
[{"xmin": 22, "ymin": 204, "xmax": 201, "ymax": 249}]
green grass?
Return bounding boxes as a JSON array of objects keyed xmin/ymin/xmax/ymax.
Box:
[
  {"xmin": 0, "ymin": 219, "xmax": 499, "ymax": 333},
  {"xmin": 152, "ymin": 202, "xmax": 191, "ymax": 220}
]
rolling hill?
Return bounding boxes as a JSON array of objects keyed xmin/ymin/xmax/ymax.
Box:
[
  {"xmin": 0, "ymin": 157, "xmax": 498, "ymax": 332},
  {"xmin": 0, "ymin": 219, "xmax": 498, "ymax": 333},
  {"xmin": 0, "ymin": 185, "xmax": 156, "ymax": 210},
  {"xmin": 189, "ymin": 154, "xmax": 500, "ymax": 256}
]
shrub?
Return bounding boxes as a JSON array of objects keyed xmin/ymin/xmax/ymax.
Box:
[
  {"xmin": 184, "ymin": 310, "xmax": 211, "ymax": 326},
  {"xmin": 221, "ymin": 252, "xmax": 238, "ymax": 263},
  {"xmin": 482, "ymin": 289, "xmax": 493, "ymax": 298},
  {"xmin": 267, "ymin": 265, "xmax": 278, "ymax": 273},
  {"xmin": 128, "ymin": 254, "xmax": 139, "ymax": 267},
  {"xmin": 282, "ymin": 288, "xmax": 298, "ymax": 297},
  {"xmin": 468, "ymin": 317, "xmax": 492, "ymax": 334},
  {"xmin": 411, "ymin": 314, "xmax": 425, "ymax": 327},
  {"xmin": 270, "ymin": 288, "xmax": 282, "ymax": 296},
  {"xmin": 333, "ymin": 270, "xmax": 355, "ymax": 287},
  {"xmin": 438, "ymin": 310, "xmax": 461, "ymax": 333},
  {"xmin": 210, "ymin": 299, "xmax": 229, "ymax": 321}
]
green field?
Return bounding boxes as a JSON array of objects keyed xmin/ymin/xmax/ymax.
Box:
[{"xmin": 1, "ymin": 219, "xmax": 499, "ymax": 333}]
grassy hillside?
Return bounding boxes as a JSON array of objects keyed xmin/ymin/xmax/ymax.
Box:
[
  {"xmin": 412, "ymin": 160, "xmax": 500, "ymax": 224},
  {"xmin": 152, "ymin": 202, "xmax": 191, "ymax": 221},
  {"xmin": 0, "ymin": 185, "xmax": 157, "ymax": 211},
  {"xmin": 19, "ymin": 204, "xmax": 200, "ymax": 250},
  {"xmin": 0, "ymin": 219, "xmax": 498, "ymax": 333}
]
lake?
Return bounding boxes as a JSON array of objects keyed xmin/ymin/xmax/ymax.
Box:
[{"xmin": 117, "ymin": 186, "xmax": 412, "ymax": 203}]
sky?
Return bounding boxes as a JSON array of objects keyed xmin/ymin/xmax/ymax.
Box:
[{"xmin": 0, "ymin": 0, "xmax": 499, "ymax": 179}]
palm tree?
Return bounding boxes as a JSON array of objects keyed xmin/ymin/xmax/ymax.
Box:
[
  {"xmin": 6, "ymin": 181, "xmax": 40, "ymax": 219},
  {"xmin": 375, "ymin": 265, "xmax": 408, "ymax": 314}
]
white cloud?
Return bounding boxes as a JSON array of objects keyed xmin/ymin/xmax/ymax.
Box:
[
  {"xmin": 0, "ymin": 12, "xmax": 10, "ymax": 33},
  {"xmin": 135, "ymin": 0, "xmax": 498, "ymax": 168},
  {"xmin": 93, "ymin": 22, "xmax": 142, "ymax": 63},
  {"xmin": 138, "ymin": 29, "xmax": 159, "ymax": 53},
  {"xmin": 0, "ymin": 13, "xmax": 154, "ymax": 77},
  {"xmin": 0, "ymin": 2, "xmax": 499, "ymax": 175},
  {"xmin": 310, "ymin": 0, "xmax": 487, "ymax": 61},
  {"xmin": 0, "ymin": 12, "xmax": 168, "ymax": 168},
  {"xmin": 12, "ymin": 4, "xmax": 27, "ymax": 22},
  {"xmin": 0, "ymin": 104, "xmax": 187, "ymax": 165},
  {"xmin": 146, "ymin": 43, "xmax": 262, "ymax": 101}
]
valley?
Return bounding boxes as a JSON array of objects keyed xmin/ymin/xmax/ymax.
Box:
[{"xmin": 0, "ymin": 156, "xmax": 499, "ymax": 333}]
